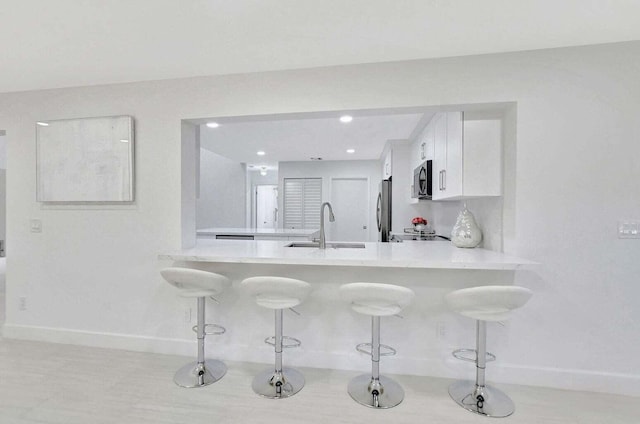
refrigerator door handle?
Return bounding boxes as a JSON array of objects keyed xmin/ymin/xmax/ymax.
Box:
[{"xmin": 376, "ymin": 192, "xmax": 382, "ymax": 232}]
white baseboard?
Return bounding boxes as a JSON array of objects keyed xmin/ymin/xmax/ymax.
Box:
[
  {"xmin": 3, "ymin": 323, "xmax": 639, "ymax": 397},
  {"xmin": 2, "ymin": 323, "xmax": 196, "ymax": 356}
]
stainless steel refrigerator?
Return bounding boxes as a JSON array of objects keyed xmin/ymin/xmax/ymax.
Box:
[{"xmin": 376, "ymin": 178, "xmax": 392, "ymax": 242}]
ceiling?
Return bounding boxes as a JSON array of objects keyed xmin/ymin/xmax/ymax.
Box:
[
  {"xmin": 199, "ymin": 112, "xmax": 426, "ymax": 167},
  {"xmin": 1, "ymin": 1, "xmax": 639, "ymax": 94}
]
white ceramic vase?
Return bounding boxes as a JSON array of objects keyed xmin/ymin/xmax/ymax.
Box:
[{"xmin": 451, "ymin": 204, "xmax": 482, "ymax": 248}]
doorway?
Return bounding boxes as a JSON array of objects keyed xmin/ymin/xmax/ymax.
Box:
[
  {"xmin": 330, "ymin": 177, "xmax": 369, "ymax": 241},
  {"xmin": 255, "ymin": 185, "xmax": 278, "ymax": 229}
]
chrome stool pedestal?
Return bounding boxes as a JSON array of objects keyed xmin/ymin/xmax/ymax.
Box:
[
  {"xmin": 448, "ymin": 320, "xmax": 514, "ymax": 418},
  {"xmin": 252, "ymin": 308, "xmax": 305, "ymax": 399},
  {"xmin": 445, "ymin": 285, "xmax": 533, "ymax": 418},
  {"xmin": 174, "ymin": 359, "xmax": 226, "ymax": 388},
  {"xmin": 449, "ymin": 380, "xmax": 515, "ymax": 418},
  {"xmin": 174, "ymin": 297, "xmax": 227, "ymax": 388},
  {"xmin": 160, "ymin": 268, "xmax": 231, "ymax": 389},
  {"xmin": 339, "ymin": 282, "xmax": 415, "ymax": 409},
  {"xmin": 347, "ymin": 316, "xmax": 404, "ymax": 409},
  {"xmin": 240, "ymin": 276, "xmax": 311, "ymax": 399}
]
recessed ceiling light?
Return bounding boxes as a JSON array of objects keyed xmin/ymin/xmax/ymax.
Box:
[
  {"xmin": 36, "ymin": 122, "xmax": 49, "ymax": 126},
  {"xmin": 339, "ymin": 115, "xmax": 353, "ymax": 123},
  {"xmin": 257, "ymin": 151, "xmax": 266, "ymax": 156},
  {"xmin": 346, "ymin": 149, "xmax": 355, "ymax": 154},
  {"xmin": 206, "ymin": 122, "xmax": 220, "ymax": 128},
  {"xmin": 260, "ymin": 167, "xmax": 268, "ymax": 176},
  {"xmin": 120, "ymin": 139, "xmax": 129, "ymax": 143}
]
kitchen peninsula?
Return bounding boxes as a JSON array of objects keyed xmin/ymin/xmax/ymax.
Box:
[
  {"xmin": 159, "ymin": 239, "xmax": 535, "ymax": 284},
  {"xmin": 156, "ymin": 238, "xmax": 536, "ymax": 384}
]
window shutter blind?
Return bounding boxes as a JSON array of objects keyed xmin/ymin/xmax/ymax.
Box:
[
  {"xmin": 302, "ymin": 178, "xmax": 321, "ymax": 229},
  {"xmin": 283, "ymin": 179, "xmax": 304, "ymax": 229},
  {"xmin": 283, "ymin": 178, "xmax": 321, "ymax": 229}
]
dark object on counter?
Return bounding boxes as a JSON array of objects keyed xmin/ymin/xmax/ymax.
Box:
[{"xmin": 403, "ymin": 227, "xmax": 450, "ymax": 241}]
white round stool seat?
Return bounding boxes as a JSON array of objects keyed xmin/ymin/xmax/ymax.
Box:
[
  {"xmin": 445, "ymin": 285, "xmax": 532, "ymax": 322},
  {"xmin": 340, "ymin": 283, "xmax": 415, "ymax": 316},
  {"xmin": 161, "ymin": 267, "xmax": 231, "ymax": 298},
  {"xmin": 241, "ymin": 276, "xmax": 311, "ymax": 309}
]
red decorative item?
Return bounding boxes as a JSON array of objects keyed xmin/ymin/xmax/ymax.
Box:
[{"xmin": 412, "ymin": 217, "xmax": 427, "ymax": 225}]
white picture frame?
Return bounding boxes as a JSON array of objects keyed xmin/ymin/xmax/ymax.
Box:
[{"xmin": 36, "ymin": 116, "xmax": 135, "ymax": 202}]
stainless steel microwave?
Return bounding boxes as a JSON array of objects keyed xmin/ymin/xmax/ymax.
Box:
[{"xmin": 413, "ymin": 160, "xmax": 432, "ymax": 199}]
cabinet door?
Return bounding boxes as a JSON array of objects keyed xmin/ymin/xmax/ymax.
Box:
[
  {"xmin": 432, "ymin": 113, "xmax": 447, "ymax": 200},
  {"xmin": 425, "ymin": 121, "xmax": 435, "ymax": 160},
  {"xmin": 382, "ymin": 149, "xmax": 392, "ymax": 179},
  {"xmin": 443, "ymin": 111, "xmax": 463, "ymax": 198}
]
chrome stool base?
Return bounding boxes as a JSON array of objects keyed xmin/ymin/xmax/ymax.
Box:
[
  {"xmin": 173, "ymin": 359, "xmax": 227, "ymax": 388},
  {"xmin": 448, "ymin": 380, "xmax": 515, "ymax": 418},
  {"xmin": 252, "ymin": 367, "xmax": 305, "ymax": 399},
  {"xmin": 347, "ymin": 374, "xmax": 404, "ymax": 409}
]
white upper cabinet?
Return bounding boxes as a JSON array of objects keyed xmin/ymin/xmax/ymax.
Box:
[
  {"xmin": 382, "ymin": 148, "xmax": 393, "ymax": 179},
  {"xmin": 431, "ymin": 111, "xmax": 502, "ymax": 200},
  {"xmin": 432, "ymin": 113, "xmax": 448, "ymax": 199}
]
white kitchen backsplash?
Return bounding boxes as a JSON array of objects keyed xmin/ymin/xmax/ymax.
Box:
[
  {"xmin": 464, "ymin": 197, "xmax": 503, "ymax": 251},
  {"xmin": 415, "ymin": 197, "xmax": 503, "ymax": 252}
]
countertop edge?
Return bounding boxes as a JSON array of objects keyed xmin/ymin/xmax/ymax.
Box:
[{"xmin": 157, "ymin": 254, "xmax": 536, "ymax": 271}]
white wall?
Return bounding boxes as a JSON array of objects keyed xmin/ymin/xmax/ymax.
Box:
[
  {"xmin": 0, "ymin": 134, "xmax": 6, "ymax": 169},
  {"xmin": 0, "ymin": 170, "xmax": 5, "ymax": 250},
  {"xmin": 1, "ymin": 41, "xmax": 640, "ymax": 396},
  {"xmin": 278, "ymin": 160, "xmax": 380, "ymax": 241},
  {"xmin": 196, "ymin": 148, "xmax": 246, "ymax": 229},
  {"xmin": 0, "ymin": 134, "xmax": 5, "ymax": 249}
]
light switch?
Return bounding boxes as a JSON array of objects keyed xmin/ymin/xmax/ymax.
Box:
[
  {"xmin": 618, "ymin": 220, "xmax": 640, "ymax": 239},
  {"xmin": 30, "ymin": 219, "xmax": 42, "ymax": 233}
]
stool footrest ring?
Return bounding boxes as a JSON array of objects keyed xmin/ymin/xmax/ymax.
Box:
[
  {"xmin": 192, "ymin": 324, "xmax": 226, "ymax": 336},
  {"xmin": 356, "ymin": 342, "xmax": 396, "ymax": 357},
  {"xmin": 264, "ymin": 336, "xmax": 301, "ymax": 349},
  {"xmin": 452, "ymin": 348, "xmax": 496, "ymax": 363}
]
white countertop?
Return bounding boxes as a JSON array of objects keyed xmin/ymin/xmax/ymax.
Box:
[
  {"xmin": 159, "ymin": 239, "xmax": 536, "ymax": 270},
  {"xmin": 196, "ymin": 227, "xmax": 319, "ymax": 237}
]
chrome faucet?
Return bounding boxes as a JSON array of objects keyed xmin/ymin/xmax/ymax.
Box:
[{"xmin": 319, "ymin": 202, "xmax": 335, "ymax": 249}]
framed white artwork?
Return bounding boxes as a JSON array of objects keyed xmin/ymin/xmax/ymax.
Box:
[{"xmin": 36, "ymin": 116, "xmax": 134, "ymax": 202}]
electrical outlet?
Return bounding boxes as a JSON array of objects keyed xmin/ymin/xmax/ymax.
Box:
[
  {"xmin": 30, "ymin": 219, "xmax": 42, "ymax": 233},
  {"xmin": 618, "ymin": 220, "xmax": 640, "ymax": 239},
  {"xmin": 436, "ymin": 322, "xmax": 447, "ymax": 340},
  {"xmin": 184, "ymin": 308, "xmax": 192, "ymax": 323},
  {"xmin": 19, "ymin": 297, "xmax": 27, "ymax": 311}
]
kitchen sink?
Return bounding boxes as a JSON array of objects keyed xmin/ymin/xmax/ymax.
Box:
[{"xmin": 286, "ymin": 242, "xmax": 366, "ymax": 249}]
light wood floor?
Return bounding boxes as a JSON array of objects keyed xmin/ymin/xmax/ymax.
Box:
[{"xmin": 0, "ymin": 338, "xmax": 637, "ymax": 423}]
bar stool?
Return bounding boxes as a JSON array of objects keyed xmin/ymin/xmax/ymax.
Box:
[
  {"xmin": 161, "ymin": 267, "xmax": 231, "ymax": 388},
  {"xmin": 445, "ymin": 285, "xmax": 533, "ymax": 418},
  {"xmin": 339, "ymin": 282, "xmax": 415, "ymax": 409},
  {"xmin": 240, "ymin": 276, "xmax": 311, "ymax": 399}
]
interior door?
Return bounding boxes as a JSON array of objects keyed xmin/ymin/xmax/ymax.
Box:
[
  {"xmin": 256, "ymin": 185, "xmax": 278, "ymax": 229},
  {"xmin": 330, "ymin": 178, "xmax": 369, "ymax": 241}
]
